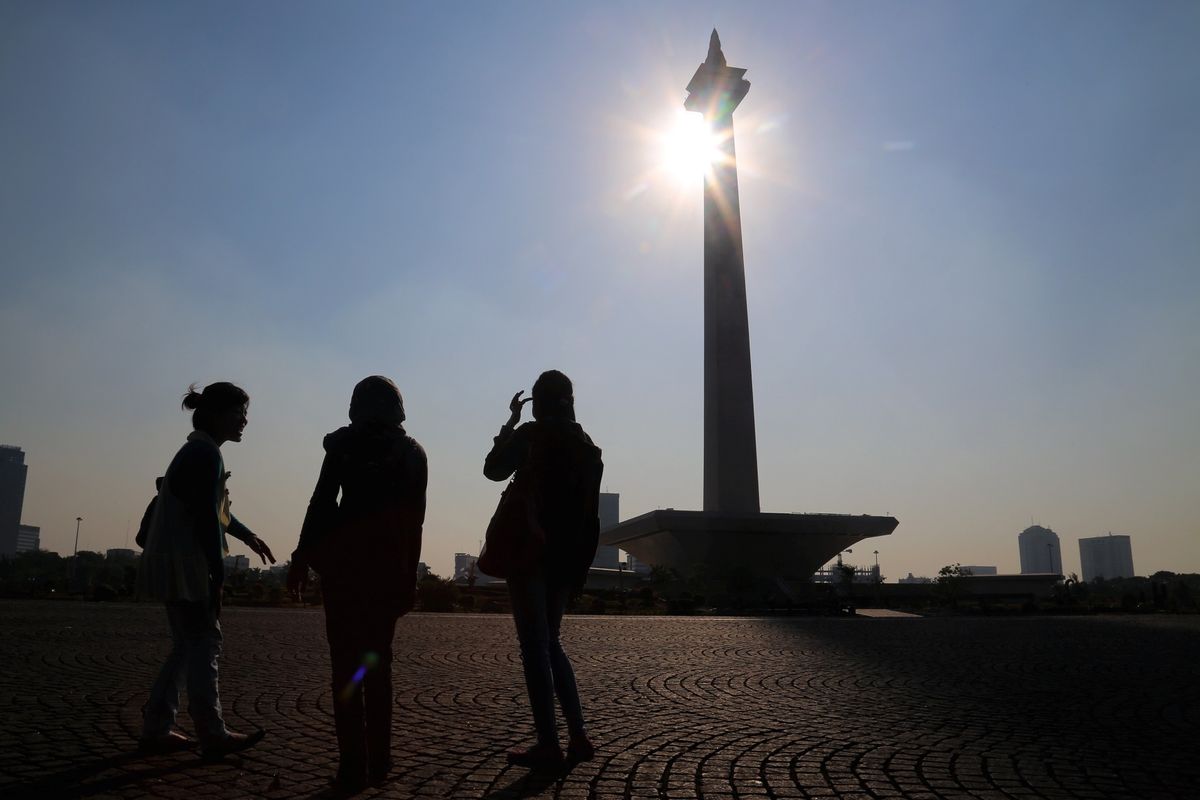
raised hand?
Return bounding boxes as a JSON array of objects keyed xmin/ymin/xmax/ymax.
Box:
[{"xmin": 507, "ymin": 390, "xmax": 532, "ymax": 427}]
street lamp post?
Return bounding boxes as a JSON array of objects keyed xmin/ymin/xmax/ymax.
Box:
[{"xmin": 71, "ymin": 516, "xmax": 82, "ymax": 582}]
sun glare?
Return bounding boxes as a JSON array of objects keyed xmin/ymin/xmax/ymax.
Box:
[{"xmin": 659, "ymin": 109, "xmax": 722, "ymax": 184}]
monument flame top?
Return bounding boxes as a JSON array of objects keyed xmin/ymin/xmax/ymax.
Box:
[{"xmin": 684, "ymin": 30, "xmax": 750, "ymax": 120}]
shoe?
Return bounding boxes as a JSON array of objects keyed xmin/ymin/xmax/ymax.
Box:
[
  {"xmin": 368, "ymin": 764, "xmax": 391, "ymax": 787},
  {"xmin": 200, "ymin": 728, "xmax": 266, "ymax": 760},
  {"xmin": 331, "ymin": 770, "xmax": 368, "ymax": 797},
  {"xmin": 567, "ymin": 733, "xmax": 595, "ymax": 762},
  {"xmin": 506, "ymin": 742, "xmax": 564, "ymax": 770},
  {"xmin": 138, "ymin": 729, "xmax": 197, "ymax": 754}
]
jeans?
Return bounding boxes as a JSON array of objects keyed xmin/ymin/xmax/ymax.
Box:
[
  {"xmin": 507, "ymin": 573, "xmax": 586, "ymax": 746},
  {"xmin": 323, "ymin": 588, "xmax": 399, "ymax": 781},
  {"xmin": 143, "ymin": 601, "xmax": 227, "ymax": 741}
]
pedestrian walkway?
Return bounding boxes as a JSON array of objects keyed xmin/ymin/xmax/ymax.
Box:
[
  {"xmin": 853, "ymin": 608, "xmax": 921, "ymax": 618},
  {"xmin": 1, "ymin": 601, "xmax": 1197, "ymax": 798}
]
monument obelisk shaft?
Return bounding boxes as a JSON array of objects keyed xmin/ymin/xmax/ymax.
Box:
[
  {"xmin": 597, "ymin": 32, "xmax": 897, "ymax": 583},
  {"xmin": 685, "ymin": 31, "xmax": 760, "ymax": 514}
]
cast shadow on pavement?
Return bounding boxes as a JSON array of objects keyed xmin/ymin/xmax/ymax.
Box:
[
  {"xmin": 294, "ymin": 763, "xmax": 578, "ymax": 800},
  {"xmin": 2, "ymin": 747, "xmax": 249, "ymax": 800},
  {"xmin": 482, "ymin": 761, "xmax": 580, "ymax": 799}
]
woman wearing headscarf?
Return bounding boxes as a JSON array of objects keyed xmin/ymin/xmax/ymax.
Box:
[
  {"xmin": 483, "ymin": 369, "xmax": 603, "ymax": 769},
  {"xmin": 138, "ymin": 382, "xmax": 275, "ymax": 758},
  {"xmin": 288, "ymin": 376, "xmax": 427, "ymax": 792}
]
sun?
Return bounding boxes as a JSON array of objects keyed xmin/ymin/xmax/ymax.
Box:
[{"xmin": 658, "ymin": 109, "xmax": 722, "ymax": 184}]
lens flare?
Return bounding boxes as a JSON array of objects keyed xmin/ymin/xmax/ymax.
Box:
[{"xmin": 338, "ymin": 651, "xmax": 381, "ymax": 701}]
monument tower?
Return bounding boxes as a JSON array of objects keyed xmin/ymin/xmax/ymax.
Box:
[
  {"xmin": 688, "ymin": 31, "xmax": 760, "ymax": 515},
  {"xmin": 600, "ymin": 32, "xmax": 898, "ymax": 584}
]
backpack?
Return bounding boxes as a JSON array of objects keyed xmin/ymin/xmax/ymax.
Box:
[{"xmin": 134, "ymin": 477, "xmax": 165, "ymax": 548}]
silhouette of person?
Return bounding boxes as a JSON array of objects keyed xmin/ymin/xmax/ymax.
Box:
[
  {"xmin": 484, "ymin": 370, "xmax": 603, "ymax": 769},
  {"xmin": 137, "ymin": 382, "xmax": 275, "ymax": 757},
  {"xmin": 288, "ymin": 376, "xmax": 427, "ymax": 793}
]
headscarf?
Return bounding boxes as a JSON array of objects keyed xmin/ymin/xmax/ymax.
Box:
[
  {"xmin": 348, "ymin": 375, "xmax": 405, "ymax": 427},
  {"xmin": 532, "ymin": 369, "xmax": 575, "ymax": 421}
]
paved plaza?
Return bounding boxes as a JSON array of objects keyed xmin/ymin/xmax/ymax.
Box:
[{"xmin": 0, "ymin": 601, "xmax": 1197, "ymax": 799}]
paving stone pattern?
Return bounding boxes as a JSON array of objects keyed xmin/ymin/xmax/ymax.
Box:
[{"xmin": 1, "ymin": 601, "xmax": 1197, "ymax": 799}]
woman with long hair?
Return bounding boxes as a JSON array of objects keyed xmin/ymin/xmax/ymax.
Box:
[
  {"xmin": 138, "ymin": 382, "xmax": 275, "ymax": 758},
  {"xmin": 288, "ymin": 376, "xmax": 428, "ymax": 793},
  {"xmin": 484, "ymin": 369, "xmax": 603, "ymax": 769}
]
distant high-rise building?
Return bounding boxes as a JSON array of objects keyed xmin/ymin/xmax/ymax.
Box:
[
  {"xmin": 452, "ymin": 552, "xmax": 503, "ymax": 585},
  {"xmin": 1, "ymin": 446, "xmax": 29, "ymax": 557},
  {"xmin": 1018, "ymin": 525, "xmax": 1062, "ymax": 574},
  {"xmin": 592, "ymin": 492, "xmax": 621, "ymax": 569},
  {"xmin": 16, "ymin": 524, "xmax": 40, "ymax": 553},
  {"xmin": 959, "ymin": 565, "xmax": 998, "ymax": 576},
  {"xmin": 454, "ymin": 552, "xmax": 478, "ymax": 582},
  {"xmin": 1079, "ymin": 534, "xmax": 1134, "ymax": 582},
  {"xmin": 598, "ymin": 493, "xmax": 619, "ymax": 530}
]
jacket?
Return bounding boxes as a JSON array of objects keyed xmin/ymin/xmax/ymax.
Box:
[
  {"xmin": 295, "ymin": 422, "xmax": 427, "ymax": 613},
  {"xmin": 137, "ymin": 431, "xmax": 256, "ymax": 602},
  {"xmin": 484, "ymin": 418, "xmax": 603, "ymax": 588}
]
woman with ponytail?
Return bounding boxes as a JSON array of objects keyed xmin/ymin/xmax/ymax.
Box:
[
  {"xmin": 483, "ymin": 369, "xmax": 604, "ymax": 769},
  {"xmin": 137, "ymin": 382, "xmax": 275, "ymax": 758}
]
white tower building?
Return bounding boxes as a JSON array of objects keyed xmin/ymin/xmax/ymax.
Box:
[{"xmin": 1079, "ymin": 534, "xmax": 1134, "ymax": 582}]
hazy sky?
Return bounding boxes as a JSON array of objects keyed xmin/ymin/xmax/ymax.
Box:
[{"xmin": 3, "ymin": 1, "xmax": 1198, "ymax": 580}]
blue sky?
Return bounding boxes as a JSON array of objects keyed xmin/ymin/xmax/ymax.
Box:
[{"xmin": 2, "ymin": 1, "xmax": 1198, "ymax": 579}]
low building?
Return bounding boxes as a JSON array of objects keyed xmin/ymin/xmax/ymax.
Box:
[
  {"xmin": 812, "ymin": 564, "xmax": 881, "ymax": 584},
  {"xmin": 626, "ymin": 554, "xmax": 653, "ymax": 576},
  {"xmin": 106, "ymin": 548, "xmax": 137, "ymax": 562},
  {"xmin": 223, "ymin": 554, "xmax": 250, "ymax": 573},
  {"xmin": 584, "ymin": 564, "xmax": 648, "ymax": 591},
  {"xmin": 956, "ymin": 573, "xmax": 1060, "ymax": 599},
  {"xmin": 860, "ymin": 573, "xmax": 1061, "ymax": 604},
  {"xmin": 958, "ymin": 565, "xmax": 998, "ymax": 576}
]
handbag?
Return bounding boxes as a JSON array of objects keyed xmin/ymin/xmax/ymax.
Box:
[{"xmin": 478, "ymin": 472, "xmax": 544, "ymax": 579}]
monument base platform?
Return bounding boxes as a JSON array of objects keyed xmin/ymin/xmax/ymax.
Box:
[{"xmin": 599, "ymin": 510, "xmax": 898, "ymax": 580}]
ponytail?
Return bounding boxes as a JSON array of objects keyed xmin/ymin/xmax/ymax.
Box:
[{"xmin": 182, "ymin": 382, "xmax": 249, "ymax": 432}]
